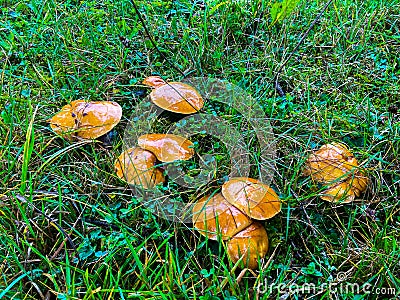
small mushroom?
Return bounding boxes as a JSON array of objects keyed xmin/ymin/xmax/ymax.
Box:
[
  {"xmin": 303, "ymin": 143, "xmax": 369, "ymax": 202},
  {"xmin": 142, "ymin": 76, "xmax": 204, "ymax": 114},
  {"xmin": 115, "ymin": 147, "xmax": 165, "ymax": 189},
  {"xmin": 192, "ymin": 193, "xmax": 253, "ymax": 240},
  {"xmin": 48, "ymin": 100, "xmax": 122, "ymax": 140},
  {"xmin": 221, "ymin": 177, "xmax": 281, "ymax": 220},
  {"xmin": 226, "ymin": 222, "xmax": 269, "ymax": 269},
  {"xmin": 137, "ymin": 133, "xmax": 195, "ymax": 162},
  {"xmin": 142, "ymin": 75, "xmax": 167, "ymax": 88}
]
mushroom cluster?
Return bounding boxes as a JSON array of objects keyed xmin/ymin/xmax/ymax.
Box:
[
  {"xmin": 48, "ymin": 77, "xmax": 281, "ymax": 270},
  {"xmin": 114, "ymin": 133, "xmax": 194, "ymax": 188},
  {"xmin": 48, "ymin": 100, "xmax": 122, "ymax": 140},
  {"xmin": 48, "ymin": 75, "xmax": 204, "ymax": 140},
  {"xmin": 47, "ymin": 78, "xmax": 371, "ymax": 271},
  {"xmin": 303, "ymin": 143, "xmax": 369, "ymax": 203},
  {"xmin": 192, "ymin": 177, "xmax": 281, "ymax": 269},
  {"xmin": 114, "ymin": 75, "xmax": 203, "ymax": 189}
]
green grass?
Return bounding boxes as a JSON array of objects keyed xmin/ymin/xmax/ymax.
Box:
[{"xmin": 1, "ymin": 0, "xmax": 399, "ymax": 299}]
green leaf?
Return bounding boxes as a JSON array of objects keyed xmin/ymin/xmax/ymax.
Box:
[
  {"xmin": 209, "ymin": 1, "xmax": 229, "ymax": 16},
  {"xmin": 301, "ymin": 262, "xmax": 323, "ymax": 277},
  {"xmin": 20, "ymin": 104, "xmax": 36, "ymax": 195},
  {"xmin": 270, "ymin": 2, "xmax": 281, "ymax": 22},
  {"xmin": 1, "ymin": 106, "xmax": 12, "ymax": 124},
  {"xmin": 270, "ymin": 0, "xmax": 300, "ymax": 26}
]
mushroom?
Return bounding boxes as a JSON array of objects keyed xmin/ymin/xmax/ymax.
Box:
[
  {"xmin": 142, "ymin": 76, "xmax": 204, "ymax": 114},
  {"xmin": 192, "ymin": 178, "xmax": 279, "ymax": 269},
  {"xmin": 303, "ymin": 142, "xmax": 369, "ymax": 202},
  {"xmin": 115, "ymin": 147, "xmax": 165, "ymax": 189},
  {"xmin": 221, "ymin": 177, "xmax": 281, "ymax": 220},
  {"xmin": 226, "ymin": 222, "xmax": 269, "ymax": 269},
  {"xmin": 137, "ymin": 133, "xmax": 195, "ymax": 163},
  {"xmin": 320, "ymin": 172, "xmax": 369, "ymax": 203},
  {"xmin": 192, "ymin": 193, "xmax": 252, "ymax": 240},
  {"xmin": 48, "ymin": 100, "xmax": 122, "ymax": 140},
  {"xmin": 303, "ymin": 143, "xmax": 359, "ymax": 183}
]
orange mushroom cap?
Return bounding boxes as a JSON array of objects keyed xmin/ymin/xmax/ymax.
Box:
[
  {"xmin": 303, "ymin": 143, "xmax": 359, "ymax": 183},
  {"xmin": 48, "ymin": 105, "xmax": 77, "ymax": 137},
  {"xmin": 142, "ymin": 75, "xmax": 167, "ymax": 88},
  {"xmin": 221, "ymin": 177, "xmax": 281, "ymax": 220},
  {"xmin": 137, "ymin": 133, "xmax": 195, "ymax": 163},
  {"xmin": 303, "ymin": 143, "xmax": 369, "ymax": 203},
  {"xmin": 48, "ymin": 100, "xmax": 122, "ymax": 140},
  {"xmin": 115, "ymin": 147, "xmax": 165, "ymax": 189},
  {"xmin": 320, "ymin": 170, "xmax": 369, "ymax": 203},
  {"xmin": 142, "ymin": 76, "xmax": 204, "ymax": 114},
  {"xmin": 226, "ymin": 222, "xmax": 269, "ymax": 269},
  {"xmin": 192, "ymin": 193, "xmax": 253, "ymax": 240}
]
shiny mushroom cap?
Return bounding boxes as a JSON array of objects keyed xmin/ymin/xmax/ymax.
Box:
[
  {"xmin": 48, "ymin": 100, "xmax": 122, "ymax": 140},
  {"xmin": 303, "ymin": 143, "xmax": 359, "ymax": 183},
  {"xmin": 115, "ymin": 147, "xmax": 165, "ymax": 189},
  {"xmin": 221, "ymin": 177, "xmax": 281, "ymax": 220},
  {"xmin": 320, "ymin": 171, "xmax": 369, "ymax": 203},
  {"xmin": 192, "ymin": 193, "xmax": 252, "ymax": 240},
  {"xmin": 303, "ymin": 143, "xmax": 369, "ymax": 203},
  {"xmin": 137, "ymin": 133, "xmax": 195, "ymax": 163},
  {"xmin": 142, "ymin": 76, "xmax": 204, "ymax": 114},
  {"xmin": 226, "ymin": 222, "xmax": 269, "ymax": 269},
  {"xmin": 142, "ymin": 75, "xmax": 167, "ymax": 88}
]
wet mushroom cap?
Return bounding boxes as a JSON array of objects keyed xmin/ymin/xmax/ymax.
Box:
[
  {"xmin": 142, "ymin": 75, "xmax": 167, "ymax": 88},
  {"xmin": 114, "ymin": 147, "xmax": 165, "ymax": 189},
  {"xmin": 226, "ymin": 222, "xmax": 269, "ymax": 269},
  {"xmin": 48, "ymin": 105, "xmax": 77, "ymax": 137},
  {"xmin": 192, "ymin": 193, "xmax": 253, "ymax": 240},
  {"xmin": 48, "ymin": 100, "xmax": 122, "ymax": 140},
  {"xmin": 137, "ymin": 133, "xmax": 195, "ymax": 162},
  {"xmin": 320, "ymin": 170, "xmax": 369, "ymax": 203},
  {"xmin": 221, "ymin": 177, "xmax": 281, "ymax": 220},
  {"xmin": 303, "ymin": 143, "xmax": 369, "ymax": 203},
  {"xmin": 303, "ymin": 143, "xmax": 359, "ymax": 183},
  {"xmin": 142, "ymin": 76, "xmax": 204, "ymax": 114}
]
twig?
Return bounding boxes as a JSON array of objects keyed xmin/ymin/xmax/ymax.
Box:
[
  {"xmin": 273, "ymin": 0, "xmax": 334, "ymax": 97},
  {"xmin": 83, "ymin": 217, "xmax": 120, "ymax": 230},
  {"xmin": 127, "ymin": 0, "xmax": 201, "ymax": 113},
  {"xmin": 129, "ymin": 0, "xmax": 186, "ymax": 77},
  {"xmin": 14, "ymin": 194, "xmax": 78, "ymax": 260}
]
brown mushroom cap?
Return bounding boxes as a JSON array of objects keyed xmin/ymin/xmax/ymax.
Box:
[
  {"xmin": 303, "ymin": 143, "xmax": 369, "ymax": 203},
  {"xmin": 142, "ymin": 75, "xmax": 167, "ymax": 88},
  {"xmin": 192, "ymin": 193, "xmax": 253, "ymax": 240},
  {"xmin": 303, "ymin": 143, "xmax": 359, "ymax": 183},
  {"xmin": 115, "ymin": 147, "xmax": 165, "ymax": 189},
  {"xmin": 48, "ymin": 105, "xmax": 77, "ymax": 137},
  {"xmin": 226, "ymin": 222, "xmax": 269, "ymax": 269},
  {"xmin": 142, "ymin": 76, "xmax": 204, "ymax": 114},
  {"xmin": 137, "ymin": 133, "xmax": 195, "ymax": 162},
  {"xmin": 221, "ymin": 177, "xmax": 281, "ymax": 220},
  {"xmin": 48, "ymin": 100, "xmax": 122, "ymax": 140},
  {"xmin": 320, "ymin": 171, "xmax": 369, "ymax": 203}
]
